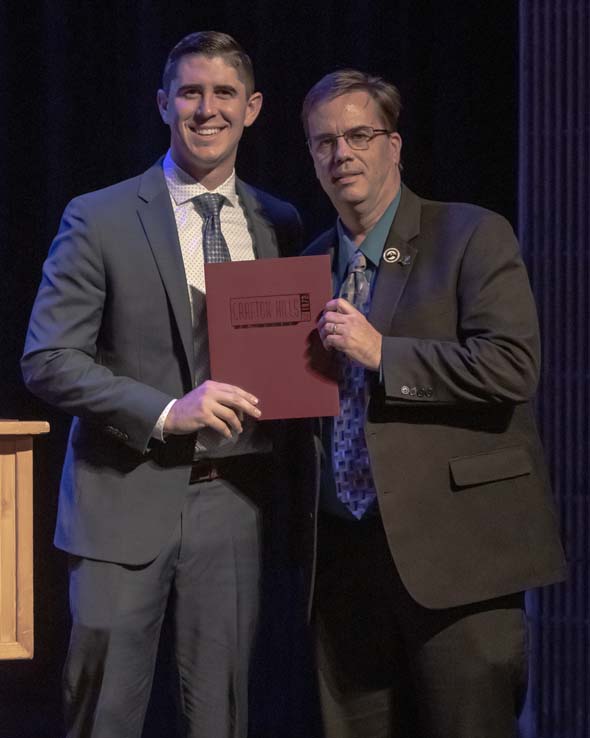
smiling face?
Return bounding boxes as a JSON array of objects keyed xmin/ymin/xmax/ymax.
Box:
[
  {"xmin": 307, "ymin": 91, "xmax": 402, "ymax": 229},
  {"xmin": 157, "ymin": 53, "xmax": 262, "ymax": 189}
]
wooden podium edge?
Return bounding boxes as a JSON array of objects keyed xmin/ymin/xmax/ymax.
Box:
[
  {"xmin": 0, "ymin": 641, "xmax": 33, "ymax": 659},
  {"xmin": 0, "ymin": 421, "xmax": 49, "ymax": 659},
  {"xmin": 0, "ymin": 421, "xmax": 50, "ymax": 436}
]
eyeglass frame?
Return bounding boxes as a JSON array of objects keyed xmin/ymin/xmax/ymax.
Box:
[{"xmin": 307, "ymin": 126, "xmax": 393, "ymax": 157}]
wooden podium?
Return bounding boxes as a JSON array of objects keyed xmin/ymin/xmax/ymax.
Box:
[{"xmin": 0, "ymin": 420, "xmax": 49, "ymax": 659}]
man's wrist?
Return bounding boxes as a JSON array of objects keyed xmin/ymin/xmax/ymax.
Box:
[{"xmin": 153, "ymin": 399, "xmax": 177, "ymax": 441}]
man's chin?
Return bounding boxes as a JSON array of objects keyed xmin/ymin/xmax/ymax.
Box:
[
  {"xmin": 181, "ymin": 145, "xmax": 235, "ymax": 171},
  {"xmin": 187, "ymin": 146, "xmax": 224, "ymax": 165},
  {"xmin": 332, "ymin": 188, "xmax": 365, "ymax": 208}
]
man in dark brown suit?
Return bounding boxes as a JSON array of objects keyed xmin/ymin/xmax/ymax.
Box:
[{"xmin": 301, "ymin": 69, "xmax": 566, "ymax": 738}]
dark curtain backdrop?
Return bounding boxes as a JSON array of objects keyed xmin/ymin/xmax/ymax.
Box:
[
  {"xmin": 518, "ymin": 3, "xmax": 589, "ymax": 737},
  {"xmin": 0, "ymin": 2, "xmax": 540, "ymax": 737}
]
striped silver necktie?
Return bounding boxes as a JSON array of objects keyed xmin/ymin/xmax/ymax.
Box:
[{"xmin": 194, "ymin": 193, "xmax": 231, "ymax": 263}]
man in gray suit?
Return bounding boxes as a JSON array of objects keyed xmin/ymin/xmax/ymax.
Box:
[
  {"xmin": 301, "ymin": 69, "xmax": 566, "ymax": 738},
  {"xmin": 22, "ymin": 31, "xmax": 301, "ymax": 738}
]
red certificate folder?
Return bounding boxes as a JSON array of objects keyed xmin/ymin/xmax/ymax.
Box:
[{"xmin": 205, "ymin": 255, "xmax": 339, "ymax": 420}]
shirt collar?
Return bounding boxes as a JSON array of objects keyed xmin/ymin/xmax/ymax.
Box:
[
  {"xmin": 335, "ymin": 188, "xmax": 402, "ymax": 284},
  {"xmin": 162, "ymin": 150, "xmax": 239, "ymax": 207}
]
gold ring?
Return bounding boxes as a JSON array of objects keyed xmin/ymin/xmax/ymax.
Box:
[{"xmin": 332, "ymin": 323, "xmax": 337, "ymax": 335}]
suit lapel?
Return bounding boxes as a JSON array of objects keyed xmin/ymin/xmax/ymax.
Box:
[
  {"xmin": 305, "ymin": 227, "xmax": 338, "ymax": 284},
  {"xmin": 136, "ymin": 161, "xmax": 195, "ymax": 379},
  {"xmin": 368, "ymin": 185, "xmax": 421, "ymax": 334},
  {"xmin": 236, "ymin": 179, "xmax": 279, "ymax": 259}
]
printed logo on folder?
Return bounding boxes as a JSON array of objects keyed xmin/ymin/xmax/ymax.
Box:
[{"xmin": 230, "ymin": 293, "xmax": 311, "ymax": 328}]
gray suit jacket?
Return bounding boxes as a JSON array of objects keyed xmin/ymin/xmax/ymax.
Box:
[
  {"xmin": 22, "ymin": 160, "xmax": 302, "ymax": 565},
  {"xmin": 303, "ymin": 184, "xmax": 566, "ymax": 609}
]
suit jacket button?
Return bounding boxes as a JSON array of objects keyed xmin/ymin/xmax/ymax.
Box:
[
  {"xmin": 401, "ymin": 385, "xmax": 410, "ymax": 396},
  {"xmin": 409, "ymin": 387, "xmax": 417, "ymax": 397}
]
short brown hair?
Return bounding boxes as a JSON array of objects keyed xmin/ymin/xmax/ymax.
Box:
[
  {"xmin": 301, "ymin": 69, "xmax": 402, "ymax": 138},
  {"xmin": 162, "ymin": 31, "xmax": 255, "ymax": 96}
]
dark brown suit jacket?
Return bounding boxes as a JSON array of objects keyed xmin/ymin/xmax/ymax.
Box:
[{"xmin": 300, "ymin": 184, "xmax": 566, "ymax": 610}]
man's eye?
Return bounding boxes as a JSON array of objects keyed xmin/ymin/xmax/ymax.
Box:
[
  {"xmin": 349, "ymin": 133, "xmax": 370, "ymax": 145},
  {"xmin": 317, "ymin": 138, "xmax": 335, "ymax": 152}
]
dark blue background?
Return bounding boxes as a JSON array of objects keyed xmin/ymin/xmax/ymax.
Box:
[{"xmin": 0, "ymin": 2, "xmax": 586, "ymax": 737}]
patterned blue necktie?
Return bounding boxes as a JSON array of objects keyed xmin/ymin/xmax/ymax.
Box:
[
  {"xmin": 332, "ymin": 250, "xmax": 378, "ymax": 519},
  {"xmin": 194, "ymin": 193, "xmax": 231, "ymax": 263}
]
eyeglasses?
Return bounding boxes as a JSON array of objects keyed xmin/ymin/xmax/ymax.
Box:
[{"xmin": 307, "ymin": 126, "xmax": 392, "ymax": 157}]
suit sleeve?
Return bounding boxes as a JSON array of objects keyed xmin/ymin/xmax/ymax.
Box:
[
  {"xmin": 21, "ymin": 197, "xmax": 174, "ymax": 453},
  {"xmin": 381, "ymin": 212, "xmax": 541, "ymax": 405}
]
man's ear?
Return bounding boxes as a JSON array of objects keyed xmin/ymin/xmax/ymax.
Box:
[
  {"xmin": 389, "ymin": 132, "xmax": 402, "ymax": 167},
  {"xmin": 243, "ymin": 91, "xmax": 263, "ymax": 128},
  {"xmin": 157, "ymin": 89, "xmax": 170, "ymax": 124}
]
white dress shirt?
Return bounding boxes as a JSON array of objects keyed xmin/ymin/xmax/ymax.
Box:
[{"xmin": 153, "ymin": 152, "xmax": 271, "ymax": 457}]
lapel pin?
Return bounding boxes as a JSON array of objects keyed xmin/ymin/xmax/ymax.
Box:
[{"xmin": 383, "ymin": 247, "xmax": 401, "ymax": 264}]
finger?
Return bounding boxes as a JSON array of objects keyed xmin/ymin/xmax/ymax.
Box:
[
  {"xmin": 216, "ymin": 390, "xmax": 262, "ymax": 419},
  {"xmin": 202, "ymin": 381, "xmax": 259, "ymax": 406},
  {"xmin": 324, "ymin": 298, "xmax": 341, "ymax": 311},
  {"xmin": 331, "ymin": 297, "xmax": 357, "ymax": 314},
  {"xmin": 319, "ymin": 334, "xmax": 333, "ymax": 351},
  {"xmin": 320, "ymin": 323, "xmax": 346, "ymax": 351},
  {"xmin": 317, "ymin": 321, "xmax": 332, "ymax": 341},
  {"xmin": 225, "ymin": 385, "xmax": 259, "ymax": 405},
  {"xmin": 211, "ymin": 403, "xmax": 244, "ymax": 434},
  {"xmin": 201, "ymin": 405, "xmax": 239, "ymax": 438},
  {"xmin": 318, "ymin": 311, "xmax": 346, "ymax": 331},
  {"xmin": 330, "ymin": 324, "xmax": 349, "ymax": 340},
  {"xmin": 202, "ymin": 412, "xmax": 236, "ymax": 439},
  {"xmin": 323, "ymin": 297, "xmax": 354, "ymax": 313}
]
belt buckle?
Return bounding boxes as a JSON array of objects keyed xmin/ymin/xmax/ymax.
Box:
[{"xmin": 190, "ymin": 459, "xmax": 219, "ymax": 484}]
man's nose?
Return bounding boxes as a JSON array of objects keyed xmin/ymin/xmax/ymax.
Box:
[
  {"xmin": 333, "ymin": 136, "xmax": 353, "ymax": 161},
  {"xmin": 195, "ymin": 93, "xmax": 216, "ymax": 118}
]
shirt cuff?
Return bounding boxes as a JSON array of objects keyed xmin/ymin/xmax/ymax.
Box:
[{"xmin": 152, "ymin": 399, "xmax": 177, "ymax": 442}]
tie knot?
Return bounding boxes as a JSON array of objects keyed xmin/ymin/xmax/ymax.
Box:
[
  {"xmin": 194, "ymin": 193, "xmax": 226, "ymax": 218},
  {"xmin": 339, "ymin": 248, "xmax": 370, "ymax": 308},
  {"xmin": 348, "ymin": 249, "xmax": 367, "ymax": 273}
]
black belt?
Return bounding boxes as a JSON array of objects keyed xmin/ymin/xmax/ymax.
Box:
[{"xmin": 189, "ymin": 453, "xmax": 272, "ymax": 485}]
